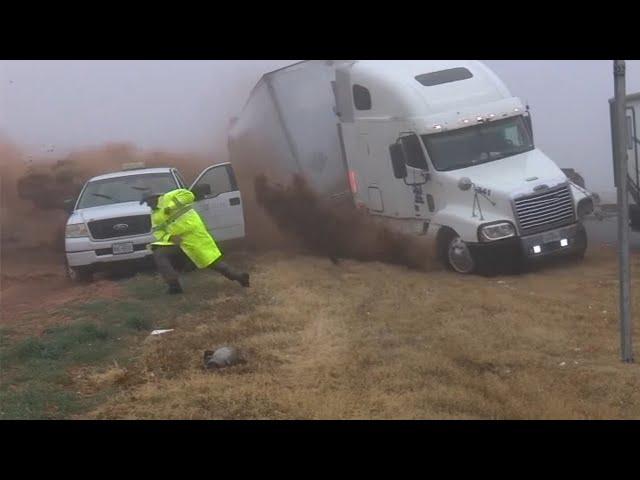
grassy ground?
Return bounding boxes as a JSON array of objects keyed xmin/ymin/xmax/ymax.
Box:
[
  {"xmin": 0, "ymin": 294, "xmax": 161, "ymax": 419},
  {"xmin": 2, "ymin": 249, "xmax": 640, "ymax": 419},
  {"xmin": 0, "ymin": 267, "xmax": 227, "ymax": 419}
]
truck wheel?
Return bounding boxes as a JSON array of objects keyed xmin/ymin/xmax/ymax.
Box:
[
  {"xmin": 573, "ymin": 223, "xmax": 588, "ymax": 260},
  {"xmin": 66, "ymin": 262, "xmax": 93, "ymax": 283},
  {"xmin": 444, "ymin": 233, "xmax": 476, "ymax": 274}
]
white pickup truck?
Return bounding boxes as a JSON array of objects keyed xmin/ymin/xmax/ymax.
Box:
[{"xmin": 64, "ymin": 163, "xmax": 245, "ymax": 282}]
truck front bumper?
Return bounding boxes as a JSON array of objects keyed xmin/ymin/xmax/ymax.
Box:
[
  {"xmin": 468, "ymin": 222, "xmax": 585, "ymax": 265},
  {"xmin": 519, "ymin": 222, "xmax": 583, "ymax": 259}
]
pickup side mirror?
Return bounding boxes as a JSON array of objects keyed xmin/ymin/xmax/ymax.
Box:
[
  {"xmin": 389, "ymin": 143, "xmax": 408, "ymax": 179},
  {"xmin": 191, "ymin": 183, "xmax": 212, "ymax": 201},
  {"xmin": 63, "ymin": 198, "xmax": 76, "ymax": 214}
]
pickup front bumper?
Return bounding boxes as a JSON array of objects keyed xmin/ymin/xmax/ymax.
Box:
[{"xmin": 65, "ymin": 234, "xmax": 154, "ymax": 268}]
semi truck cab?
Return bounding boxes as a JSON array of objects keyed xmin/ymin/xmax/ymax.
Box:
[
  {"xmin": 64, "ymin": 162, "xmax": 245, "ymax": 282},
  {"xmin": 333, "ymin": 60, "xmax": 593, "ymax": 273}
]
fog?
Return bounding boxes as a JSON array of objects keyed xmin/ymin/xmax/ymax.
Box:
[
  {"xmin": 2, "ymin": 60, "xmax": 640, "ymax": 199},
  {"xmin": 0, "ymin": 60, "xmax": 294, "ymax": 158}
]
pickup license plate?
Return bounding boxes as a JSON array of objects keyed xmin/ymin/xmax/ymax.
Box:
[
  {"xmin": 113, "ymin": 242, "xmax": 134, "ymax": 255},
  {"xmin": 542, "ymin": 231, "xmax": 561, "ymax": 243}
]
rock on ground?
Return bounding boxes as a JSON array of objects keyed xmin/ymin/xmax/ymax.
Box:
[{"xmin": 204, "ymin": 346, "xmax": 243, "ymax": 369}]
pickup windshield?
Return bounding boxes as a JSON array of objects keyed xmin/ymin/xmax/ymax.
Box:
[
  {"xmin": 421, "ymin": 116, "xmax": 534, "ymax": 172},
  {"xmin": 77, "ymin": 173, "xmax": 178, "ymax": 209}
]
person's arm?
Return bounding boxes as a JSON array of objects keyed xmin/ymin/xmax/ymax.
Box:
[{"xmin": 166, "ymin": 210, "xmax": 193, "ymax": 243}]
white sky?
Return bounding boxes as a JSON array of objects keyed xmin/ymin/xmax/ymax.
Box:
[{"xmin": 2, "ymin": 60, "xmax": 640, "ymax": 197}]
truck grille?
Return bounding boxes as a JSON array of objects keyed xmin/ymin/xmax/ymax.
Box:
[
  {"xmin": 514, "ymin": 184, "xmax": 575, "ymax": 236},
  {"xmin": 88, "ymin": 215, "xmax": 151, "ymax": 240}
]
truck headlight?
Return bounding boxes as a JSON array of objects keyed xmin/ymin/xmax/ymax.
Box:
[
  {"xmin": 65, "ymin": 223, "xmax": 89, "ymax": 238},
  {"xmin": 479, "ymin": 222, "xmax": 515, "ymax": 241},
  {"xmin": 577, "ymin": 197, "xmax": 594, "ymax": 219}
]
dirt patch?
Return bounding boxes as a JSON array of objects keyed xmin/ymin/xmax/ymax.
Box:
[{"xmin": 1, "ymin": 276, "xmax": 125, "ymax": 338}]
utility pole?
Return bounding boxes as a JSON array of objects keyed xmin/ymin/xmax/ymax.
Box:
[{"xmin": 613, "ymin": 60, "xmax": 634, "ymax": 363}]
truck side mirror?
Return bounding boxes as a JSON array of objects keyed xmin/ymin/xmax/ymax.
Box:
[
  {"xmin": 191, "ymin": 183, "xmax": 212, "ymax": 201},
  {"xmin": 63, "ymin": 198, "xmax": 75, "ymax": 214},
  {"xmin": 389, "ymin": 143, "xmax": 407, "ymax": 179}
]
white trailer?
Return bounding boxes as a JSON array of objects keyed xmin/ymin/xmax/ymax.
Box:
[
  {"xmin": 614, "ymin": 91, "xmax": 640, "ymax": 229},
  {"xmin": 230, "ymin": 60, "xmax": 593, "ymax": 273}
]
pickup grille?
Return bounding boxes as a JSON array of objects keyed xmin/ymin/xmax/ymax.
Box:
[
  {"xmin": 88, "ymin": 215, "xmax": 151, "ymax": 240},
  {"xmin": 514, "ymin": 184, "xmax": 575, "ymax": 236}
]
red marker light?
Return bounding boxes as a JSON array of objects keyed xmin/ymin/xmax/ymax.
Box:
[{"xmin": 348, "ymin": 170, "xmax": 358, "ymax": 193}]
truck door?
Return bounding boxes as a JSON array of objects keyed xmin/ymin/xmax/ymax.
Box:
[
  {"xmin": 627, "ymin": 106, "xmax": 639, "ymax": 195},
  {"xmin": 190, "ymin": 163, "xmax": 245, "ymax": 241},
  {"xmin": 392, "ymin": 133, "xmax": 433, "ymax": 220}
]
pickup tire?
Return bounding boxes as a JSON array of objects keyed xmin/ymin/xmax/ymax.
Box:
[{"xmin": 66, "ymin": 262, "xmax": 93, "ymax": 283}]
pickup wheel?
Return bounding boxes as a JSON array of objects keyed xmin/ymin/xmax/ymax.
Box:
[{"xmin": 66, "ymin": 263, "xmax": 93, "ymax": 283}]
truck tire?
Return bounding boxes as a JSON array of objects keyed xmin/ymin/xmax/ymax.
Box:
[
  {"xmin": 572, "ymin": 223, "xmax": 588, "ymax": 260},
  {"xmin": 439, "ymin": 229, "xmax": 475, "ymax": 274},
  {"xmin": 66, "ymin": 262, "xmax": 93, "ymax": 283}
]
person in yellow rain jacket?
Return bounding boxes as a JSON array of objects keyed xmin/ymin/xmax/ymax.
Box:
[{"xmin": 143, "ymin": 188, "xmax": 249, "ymax": 294}]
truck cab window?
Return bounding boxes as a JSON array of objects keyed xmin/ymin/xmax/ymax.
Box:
[
  {"xmin": 422, "ymin": 116, "xmax": 534, "ymax": 172},
  {"xmin": 353, "ymin": 84, "xmax": 371, "ymax": 110},
  {"xmin": 400, "ymin": 135, "xmax": 428, "ymax": 170}
]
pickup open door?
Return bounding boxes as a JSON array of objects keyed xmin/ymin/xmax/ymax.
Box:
[{"xmin": 190, "ymin": 162, "xmax": 245, "ymax": 241}]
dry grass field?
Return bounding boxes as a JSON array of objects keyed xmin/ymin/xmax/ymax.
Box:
[{"xmin": 5, "ymin": 245, "xmax": 636, "ymax": 419}]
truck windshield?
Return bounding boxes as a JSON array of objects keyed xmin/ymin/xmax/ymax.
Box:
[
  {"xmin": 421, "ymin": 116, "xmax": 534, "ymax": 172},
  {"xmin": 77, "ymin": 173, "xmax": 178, "ymax": 209}
]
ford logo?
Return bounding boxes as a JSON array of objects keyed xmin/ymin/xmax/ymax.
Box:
[{"xmin": 113, "ymin": 223, "xmax": 129, "ymax": 231}]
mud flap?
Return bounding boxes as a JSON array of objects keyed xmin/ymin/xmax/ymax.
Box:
[{"xmin": 630, "ymin": 204, "xmax": 640, "ymax": 231}]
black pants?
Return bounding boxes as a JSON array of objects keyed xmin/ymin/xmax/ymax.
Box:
[{"xmin": 152, "ymin": 245, "xmax": 243, "ymax": 285}]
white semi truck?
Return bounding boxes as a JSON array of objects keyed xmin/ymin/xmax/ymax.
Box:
[{"xmin": 228, "ymin": 60, "xmax": 594, "ymax": 273}]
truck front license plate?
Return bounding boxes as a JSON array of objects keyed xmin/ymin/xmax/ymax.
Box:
[{"xmin": 113, "ymin": 242, "xmax": 134, "ymax": 255}]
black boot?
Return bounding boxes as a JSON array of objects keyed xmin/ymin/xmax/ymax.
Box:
[
  {"xmin": 168, "ymin": 280, "xmax": 184, "ymax": 294},
  {"xmin": 214, "ymin": 261, "xmax": 250, "ymax": 288}
]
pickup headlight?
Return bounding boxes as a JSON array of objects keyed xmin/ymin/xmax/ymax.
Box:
[
  {"xmin": 479, "ymin": 222, "xmax": 515, "ymax": 242},
  {"xmin": 65, "ymin": 223, "xmax": 89, "ymax": 238}
]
